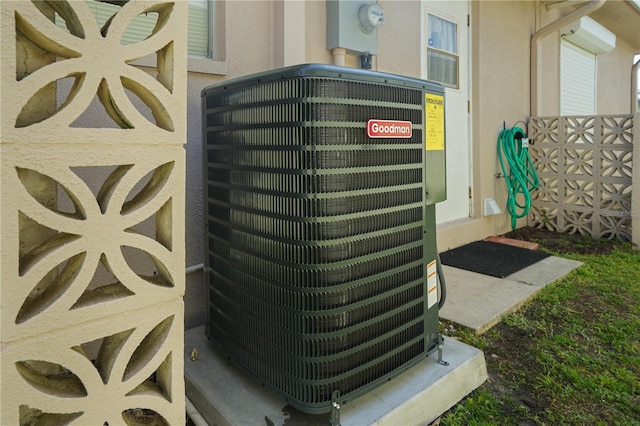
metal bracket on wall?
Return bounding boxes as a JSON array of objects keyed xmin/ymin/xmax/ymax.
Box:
[
  {"xmin": 437, "ymin": 334, "xmax": 449, "ymax": 366},
  {"xmin": 330, "ymin": 390, "xmax": 341, "ymax": 426}
]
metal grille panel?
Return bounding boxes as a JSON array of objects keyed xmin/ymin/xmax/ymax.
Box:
[{"xmin": 202, "ymin": 65, "xmax": 443, "ymax": 413}]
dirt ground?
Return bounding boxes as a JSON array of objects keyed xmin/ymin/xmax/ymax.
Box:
[
  {"xmin": 438, "ymin": 226, "xmax": 633, "ymax": 424},
  {"xmin": 503, "ymin": 226, "xmax": 629, "ymax": 255}
]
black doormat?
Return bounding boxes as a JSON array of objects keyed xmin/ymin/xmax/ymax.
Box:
[{"xmin": 439, "ymin": 240, "xmax": 551, "ymax": 278}]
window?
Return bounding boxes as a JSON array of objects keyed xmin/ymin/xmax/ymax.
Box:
[
  {"xmin": 426, "ymin": 14, "xmax": 458, "ymax": 89},
  {"xmin": 560, "ymin": 40, "xmax": 597, "ymax": 115},
  {"xmin": 187, "ymin": 0, "xmax": 212, "ymax": 57},
  {"xmin": 56, "ymin": 0, "xmax": 215, "ymax": 58}
]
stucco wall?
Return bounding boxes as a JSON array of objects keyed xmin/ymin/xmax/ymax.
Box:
[
  {"xmin": 538, "ymin": 6, "xmax": 564, "ymax": 116},
  {"xmin": 226, "ymin": 1, "xmax": 273, "ymax": 76},
  {"xmin": 532, "ymin": 3, "xmax": 635, "ymax": 115},
  {"xmin": 183, "ymin": 0, "xmax": 637, "ymax": 329},
  {"xmin": 452, "ymin": 0, "xmax": 637, "ymax": 251},
  {"xmin": 305, "ymin": 0, "xmax": 334, "ymax": 65},
  {"xmin": 377, "ymin": 1, "xmax": 421, "ymax": 77},
  {"xmin": 598, "ymin": 38, "xmax": 636, "ymax": 114},
  {"xmin": 442, "ymin": 0, "xmax": 538, "ymax": 250}
]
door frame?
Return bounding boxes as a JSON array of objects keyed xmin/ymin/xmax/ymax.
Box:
[{"xmin": 420, "ymin": 1, "xmax": 473, "ymax": 222}]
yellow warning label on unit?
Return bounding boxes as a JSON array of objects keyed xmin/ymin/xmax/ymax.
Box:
[{"xmin": 425, "ymin": 93, "xmax": 445, "ymax": 151}]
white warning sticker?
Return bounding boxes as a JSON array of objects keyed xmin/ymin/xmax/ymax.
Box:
[{"xmin": 427, "ymin": 259, "xmax": 438, "ymax": 309}]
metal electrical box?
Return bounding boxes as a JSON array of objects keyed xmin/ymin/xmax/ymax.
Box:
[
  {"xmin": 202, "ymin": 64, "xmax": 446, "ymax": 414},
  {"xmin": 326, "ymin": 0, "xmax": 383, "ymax": 54}
]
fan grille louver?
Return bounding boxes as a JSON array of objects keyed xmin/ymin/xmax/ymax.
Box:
[{"xmin": 203, "ymin": 65, "xmax": 443, "ymax": 414}]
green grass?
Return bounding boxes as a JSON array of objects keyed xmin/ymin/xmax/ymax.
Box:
[{"xmin": 440, "ymin": 245, "xmax": 640, "ymax": 425}]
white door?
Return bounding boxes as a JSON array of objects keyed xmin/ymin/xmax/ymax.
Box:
[{"xmin": 421, "ymin": 1, "xmax": 471, "ymax": 224}]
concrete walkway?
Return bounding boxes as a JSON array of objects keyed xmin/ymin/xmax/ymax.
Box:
[{"xmin": 439, "ymin": 256, "xmax": 583, "ymax": 334}]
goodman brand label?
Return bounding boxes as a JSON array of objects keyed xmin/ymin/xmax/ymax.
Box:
[{"xmin": 367, "ymin": 119, "xmax": 413, "ymax": 138}]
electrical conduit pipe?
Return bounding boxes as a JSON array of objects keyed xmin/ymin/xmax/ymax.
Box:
[
  {"xmin": 185, "ymin": 263, "xmax": 203, "ymax": 274},
  {"xmin": 530, "ymin": 0, "xmax": 606, "ymax": 117},
  {"xmin": 632, "ymin": 58, "xmax": 640, "ymax": 113},
  {"xmin": 333, "ymin": 47, "xmax": 346, "ymax": 66},
  {"xmin": 186, "ymin": 397, "xmax": 208, "ymax": 426}
]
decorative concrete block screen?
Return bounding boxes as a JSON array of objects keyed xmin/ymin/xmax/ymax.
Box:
[
  {"xmin": 1, "ymin": 1, "xmax": 186, "ymax": 424},
  {"xmin": 529, "ymin": 115, "xmax": 634, "ymax": 241}
]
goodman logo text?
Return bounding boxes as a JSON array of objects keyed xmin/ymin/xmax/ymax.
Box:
[{"xmin": 367, "ymin": 119, "xmax": 413, "ymax": 138}]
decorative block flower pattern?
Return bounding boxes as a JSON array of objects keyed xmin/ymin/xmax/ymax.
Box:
[
  {"xmin": 2, "ymin": 0, "xmax": 187, "ymax": 142},
  {"xmin": 529, "ymin": 116, "xmax": 633, "ymax": 241},
  {"xmin": 1, "ymin": 144, "xmax": 185, "ymax": 341},
  {"xmin": 1, "ymin": 300, "xmax": 185, "ymax": 425},
  {"xmin": 1, "ymin": 1, "xmax": 186, "ymax": 422}
]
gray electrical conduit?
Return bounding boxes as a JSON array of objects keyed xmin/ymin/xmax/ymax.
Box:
[
  {"xmin": 187, "ymin": 260, "xmax": 447, "ymax": 308},
  {"xmin": 185, "ymin": 263, "xmax": 204, "ymax": 275},
  {"xmin": 632, "ymin": 58, "xmax": 640, "ymax": 113},
  {"xmin": 436, "ymin": 253, "xmax": 447, "ymax": 309},
  {"xmin": 186, "ymin": 397, "xmax": 208, "ymax": 426}
]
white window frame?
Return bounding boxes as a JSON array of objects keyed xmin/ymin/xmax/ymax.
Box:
[
  {"xmin": 184, "ymin": 0, "xmax": 227, "ymax": 75},
  {"xmin": 56, "ymin": 0, "xmax": 227, "ymax": 75}
]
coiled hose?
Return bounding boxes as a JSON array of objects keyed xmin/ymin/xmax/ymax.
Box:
[{"xmin": 497, "ymin": 126, "xmax": 540, "ymax": 230}]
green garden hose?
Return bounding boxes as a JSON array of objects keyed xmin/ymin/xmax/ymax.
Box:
[{"xmin": 497, "ymin": 126, "xmax": 539, "ymax": 230}]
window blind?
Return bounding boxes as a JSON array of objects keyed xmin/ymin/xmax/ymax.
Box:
[
  {"xmin": 560, "ymin": 40, "xmax": 597, "ymax": 115},
  {"xmin": 56, "ymin": 1, "xmax": 211, "ymax": 57},
  {"xmin": 427, "ymin": 14, "xmax": 459, "ymax": 89}
]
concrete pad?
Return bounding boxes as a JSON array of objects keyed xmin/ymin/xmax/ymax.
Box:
[
  {"xmin": 438, "ymin": 265, "xmax": 541, "ymax": 335},
  {"xmin": 341, "ymin": 337, "xmax": 487, "ymax": 426},
  {"xmin": 185, "ymin": 326, "xmax": 487, "ymax": 426},
  {"xmin": 507, "ymin": 256, "xmax": 583, "ymax": 287}
]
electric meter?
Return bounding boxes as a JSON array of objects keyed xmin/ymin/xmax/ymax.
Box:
[{"xmin": 358, "ymin": 3, "xmax": 384, "ymax": 33}]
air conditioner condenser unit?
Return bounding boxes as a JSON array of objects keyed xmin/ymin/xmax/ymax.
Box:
[{"xmin": 201, "ymin": 64, "xmax": 448, "ymax": 414}]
